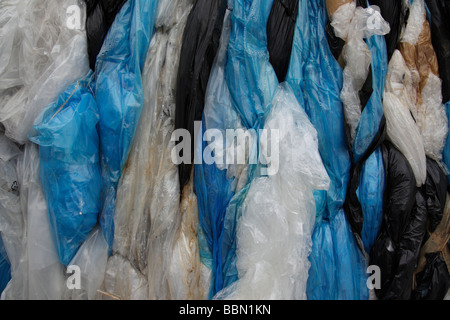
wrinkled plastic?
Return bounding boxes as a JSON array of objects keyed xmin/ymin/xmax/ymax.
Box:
[
  {"xmin": 214, "ymin": 83, "xmax": 330, "ymax": 300},
  {"xmin": 29, "ymin": 72, "xmax": 102, "ymax": 266},
  {"xmin": 370, "ymin": 141, "xmax": 428, "ymax": 300},
  {"xmin": 383, "ymin": 50, "xmax": 427, "ymax": 187},
  {"xmin": 94, "ymin": 0, "xmax": 159, "ymax": 250},
  {"xmin": 84, "ymin": 0, "xmax": 127, "ymax": 70},
  {"xmin": 0, "ymin": 0, "xmax": 90, "ymax": 145},
  {"xmin": 426, "ymin": 0, "xmax": 450, "ymax": 103},
  {"xmin": 287, "ymin": 0, "xmax": 369, "ymax": 300},
  {"xmin": 213, "ymin": 0, "xmax": 280, "ymax": 297},
  {"xmin": 175, "ymin": 0, "xmax": 227, "ymax": 192},
  {"xmin": 2, "ymin": 143, "xmax": 66, "ymax": 300},
  {"xmin": 195, "ymin": 9, "xmax": 243, "ymax": 298},
  {"xmin": 370, "ymin": 0, "xmax": 405, "ymax": 61},
  {"xmin": 267, "ymin": 0, "xmax": 299, "ymax": 83},
  {"xmin": 64, "ymin": 226, "xmax": 109, "ymax": 300},
  {"xmin": 0, "ymin": 133, "xmax": 21, "ymax": 296},
  {"xmin": 445, "ymin": 102, "xmax": 450, "ymax": 188},
  {"xmin": 107, "ymin": 0, "xmax": 200, "ymax": 300},
  {"xmin": 334, "ymin": 3, "xmax": 390, "ymax": 145},
  {"xmin": 412, "ymin": 252, "xmax": 450, "ymax": 300}
]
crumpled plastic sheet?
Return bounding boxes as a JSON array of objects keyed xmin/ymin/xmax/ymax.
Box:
[
  {"xmin": 370, "ymin": 141, "xmax": 428, "ymax": 300},
  {"xmin": 286, "ymin": 0, "xmax": 370, "ymax": 300},
  {"xmin": 105, "ymin": 0, "xmax": 201, "ymax": 300},
  {"xmin": 195, "ymin": 8, "xmax": 244, "ymax": 298},
  {"xmin": 95, "ymin": 0, "xmax": 159, "ymax": 251},
  {"xmin": 0, "ymin": 134, "xmax": 22, "ymax": 297},
  {"xmin": 175, "ymin": 0, "xmax": 227, "ymax": 193},
  {"xmin": 0, "ymin": 0, "xmax": 90, "ymax": 145},
  {"xmin": 399, "ymin": 0, "xmax": 448, "ymax": 164},
  {"xmin": 208, "ymin": 0, "xmax": 281, "ymax": 299},
  {"xmin": 28, "ymin": 72, "xmax": 101, "ymax": 266},
  {"xmin": 332, "ymin": 2, "xmax": 390, "ymax": 146},
  {"xmin": 2, "ymin": 143, "xmax": 66, "ymax": 300},
  {"xmin": 214, "ymin": 83, "xmax": 330, "ymax": 300},
  {"xmin": 353, "ymin": 30, "xmax": 388, "ymax": 254},
  {"xmin": 383, "ymin": 50, "xmax": 427, "ymax": 187},
  {"xmin": 58, "ymin": 0, "xmax": 160, "ymax": 300}
]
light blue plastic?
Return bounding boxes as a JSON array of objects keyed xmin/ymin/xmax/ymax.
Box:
[
  {"xmin": 29, "ymin": 72, "xmax": 102, "ymax": 266},
  {"xmin": 286, "ymin": 0, "xmax": 369, "ymax": 300},
  {"xmin": 94, "ymin": 0, "xmax": 159, "ymax": 249},
  {"xmin": 355, "ymin": 30, "xmax": 387, "ymax": 254}
]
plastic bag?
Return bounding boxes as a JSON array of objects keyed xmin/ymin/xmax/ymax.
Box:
[
  {"xmin": 370, "ymin": 141, "xmax": 428, "ymax": 300},
  {"xmin": 425, "ymin": 0, "xmax": 450, "ymax": 103},
  {"xmin": 212, "ymin": 0, "xmax": 280, "ymax": 297},
  {"xmin": 195, "ymin": 9, "xmax": 243, "ymax": 298},
  {"xmin": 84, "ymin": 0, "xmax": 127, "ymax": 70},
  {"xmin": 267, "ymin": 0, "xmax": 299, "ymax": 83},
  {"xmin": 175, "ymin": 0, "xmax": 227, "ymax": 192},
  {"xmin": 94, "ymin": 0, "xmax": 159, "ymax": 250},
  {"xmin": 370, "ymin": 0, "xmax": 406, "ymax": 61},
  {"xmin": 383, "ymin": 50, "xmax": 427, "ymax": 187},
  {"xmin": 0, "ymin": 0, "xmax": 90, "ymax": 145},
  {"xmin": 0, "ymin": 134, "xmax": 21, "ymax": 296},
  {"xmin": 214, "ymin": 83, "xmax": 330, "ymax": 300},
  {"xmin": 287, "ymin": 0, "xmax": 369, "ymax": 300},
  {"xmin": 107, "ymin": 0, "xmax": 199, "ymax": 300},
  {"xmin": 2, "ymin": 143, "xmax": 66, "ymax": 300},
  {"xmin": 29, "ymin": 72, "xmax": 102, "ymax": 266}
]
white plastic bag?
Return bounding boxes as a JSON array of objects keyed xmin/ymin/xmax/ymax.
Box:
[
  {"xmin": 0, "ymin": 0, "xmax": 89, "ymax": 145},
  {"xmin": 214, "ymin": 83, "xmax": 330, "ymax": 300},
  {"xmin": 107, "ymin": 0, "xmax": 198, "ymax": 300}
]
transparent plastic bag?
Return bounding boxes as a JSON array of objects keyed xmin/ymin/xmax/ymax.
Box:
[
  {"xmin": 287, "ymin": 0, "xmax": 369, "ymax": 300},
  {"xmin": 0, "ymin": 0, "xmax": 89, "ymax": 145},
  {"xmin": 2, "ymin": 143, "xmax": 66, "ymax": 300},
  {"xmin": 214, "ymin": 83, "xmax": 330, "ymax": 300},
  {"xmin": 383, "ymin": 50, "xmax": 427, "ymax": 187},
  {"xmin": 108, "ymin": 0, "xmax": 196, "ymax": 300},
  {"xmin": 94, "ymin": 0, "xmax": 159, "ymax": 250}
]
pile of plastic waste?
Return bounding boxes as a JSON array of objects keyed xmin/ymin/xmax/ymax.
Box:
[{"xmin": 0, "ymin": 0, "xmax": 449, "ymax": 300}]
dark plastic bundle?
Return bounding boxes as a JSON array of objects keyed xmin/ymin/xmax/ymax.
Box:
[
  {"xmin": 84, "ymin": 0, "xmax": 128, "ymax": 70},
  {"xmin": 267, "ymin": 0, "xmax": 299, "ymax": 83},
  {"xmin": 175, "ymin": 0, "xmax": 227, "ymax": 193},
  {"xmin": 370, "ymin": 141, "xmax": 428, "ymax": 300},
  {"xmin": 425, "ymin": 0, "xmax": 450, "ymax": 103}
]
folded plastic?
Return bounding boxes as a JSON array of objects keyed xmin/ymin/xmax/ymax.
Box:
[
  {"xmin": 94, "ymin": 0, "xmax": 159, "ymax": 250},
  {"xmin": 0, "ymin": 0, "xmax": 90, "ymax": 145},
  {"xmin": 29, "ymin": 72, "xmax": 102, "ymax": 266},
  {"xmin": 214, "ymin": 83, "xmax": 330, "ymax": 300}
]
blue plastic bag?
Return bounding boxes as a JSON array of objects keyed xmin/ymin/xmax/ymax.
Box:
[
  {"xmin": 444, "ymin": 101, "xmax": 450, "ymax": 187},
  {"xmin": 29, "ymin": 72, "xmax": 102, "ymax": 266},
  {"xmin": 286, "ymin": 0, "xmax": 369, "ymax": 300},
  {"xmin": 94, "ymin": 0, "xmax": 159, "ymax": 249},
  {"xmin": 355, "ymin": 31, "xmax": 387, "ymax": 254},
  {"xmin": 0, "ymin": 236, "xmax": 11, "ymax": 295}
]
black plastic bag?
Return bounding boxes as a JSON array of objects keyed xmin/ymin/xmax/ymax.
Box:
[
  {"xmin": 175, "ymin": 0, "xmax": 227, "ymax": 192},
  {"xmin": 412, "ymin": 252, "xmax": 450, "ymax": 300},
  {"xmin": 267, "ymin": 0, "xmax": 299, "ymax": 83},
  {"xmin": 370, "ymin": 141, "xmax": 428, "ymax": 300},
  {"xmin": 424, "ymin": 158, "xmax": 448, "ymax": 233},
  {"xmin": 425, "ymin": 0, "xmax": 450, "ymax": 103},
  {"xmin": 84, "ymin": 0, "xmax": 127, "ymax": 70}
]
